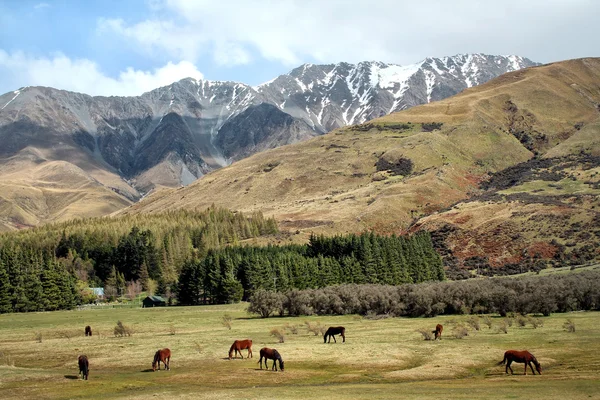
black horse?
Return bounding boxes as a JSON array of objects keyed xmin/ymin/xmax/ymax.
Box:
[
  {"xmin": 324, "ymin": 326, "xmax": 345, "ymax": 343},
  {"xmin": 78, "ymin": 355, "xmax": 89, "ymax": 380},
  {"xmin": 258, "ymin": 347, "xmax": 284, "ymax": 371}
]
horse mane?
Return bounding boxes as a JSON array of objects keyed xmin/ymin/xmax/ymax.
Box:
[
  {"xmin": 229, "ymin": 342, "xmax": 236, "ymax": 353},
  {"xmin": 153, "ymin": 350, "xmax": 160, "ymax": 365}
]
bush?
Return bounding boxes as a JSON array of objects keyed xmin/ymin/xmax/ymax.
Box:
[
  {"xmin": 222, "ymin": 314, "xmax": 233, "ymax": 330},
  {"xmin": 284, "ymin": 323, "xmax": 299, "ymax": 335},
  {"xmin": 466, "ymin": 316, "xmax": 480, "ymax": 331},
  {"xmin": 516, "ymin": 315, "xmax": 528, "ymax": 327},
  {"xmin": 169, "ymin": 324, "xmax": 176, "ymax": 335},
  {"xmin": 305, "ymin": 321, "xmax": 324, "ymax": 336},
  {"xmin": 496, "ymin": 319, "xmax": 509, "ymax": 334},
  {"xmin": 563, "ymin": 319, "xmax": 576, "ymax": 333},
  {"xmin": 453, "ymin": 325, "xmax": 469, "ymax": 339},
  {"xmin": 34, "ymin": 331, "xmax": 43, "ymax": 343},
  {"xmin": 114, "ymin": 320, "xmax": 132, "ymax": 337},
  {"xmin": 270, "ymin": 328, "xmax": 286, "ymax": 343},
  {"xmin": 247, "ymin": 290, "xmax": 284, "ymax": 318},
  {"xmin": 482, "ymin": 316, "xmax": 493, "ymax": 329},
  {"xmin": 528, "ymin": 316, "xmax": 543, "ymax": 329},
  {"xmin": 417, "ymin": 328, "xmax": 433, "ymax": 341}
]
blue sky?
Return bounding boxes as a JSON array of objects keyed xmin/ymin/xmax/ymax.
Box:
[{"xmin": 0, "ymin": 0, "xmax": 598, "ymax": 96}]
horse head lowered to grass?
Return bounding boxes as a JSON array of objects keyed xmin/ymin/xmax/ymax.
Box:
[
  {"xmin": 258, "ymin": 347, "xmax": 284, "ymax": 371},
  {"xmin": 498, "ymin": 350, "xmax": 541, "ymax": 375},
  {"xmin": 152, "ymin": 348, "xmax": 171, "ymax": 371}
]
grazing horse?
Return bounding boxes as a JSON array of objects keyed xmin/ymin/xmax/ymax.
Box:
[
  {"xmin": 258, "ymin": 347, "xmax": 284, "ymax": 371},
  {"xmin": 152, "ymin": 348, "xmax": 171, "ymax": 371},
  {"xmin": 85, "ymin": 326, "xmax": 92, "ymax": 337},
  {"xmin": 498, "ymin": 350, "xmax": 542, "ymax": 375},
  {"xmin": 229, "ymin": 339, "xmax": 253, "ymax": 360},
  {"xmin": 433, "ymin": 324, "xmax": 443, "ymax": 340},
  {"xmin": 78, "ymin": 355, "xmax": 89, "ymax": 380},
  {"xmin": 324, "ymin": 326, "xmax": 345, "ymax": 343}
]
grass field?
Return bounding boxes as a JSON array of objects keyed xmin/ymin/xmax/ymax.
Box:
[{"xmin": 1, "ymin": 303, "xmax": 599, "ymax": 399}]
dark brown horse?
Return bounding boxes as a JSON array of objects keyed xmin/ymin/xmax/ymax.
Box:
[
  {"xmin": 324, "ymin": 326, "xmax": 345, "ymax": 343},
  {"xmin": 258, "ymin": 347, "xmax": 284, "ymax": 371},
  {"xmin": 498, "ymin": 350, "xmax": 542, "ymax": 375},
  {"xmin": 433, "ymin": 324, "xmax": 443, "ymax": 340},
  {"xmin": 85, "ymin": 326, "xmax": 92, "ymax": 337},
  {"xmin": 152, "ymin": 348, "xmax": 171, "ymax": 371},
  {"xmin": 229, "ymin": 339, "xmax": 253, "ymax": 359},
  {"xmin": 78, "ymin": 355, "xmax": 89, "ymax": 380}
]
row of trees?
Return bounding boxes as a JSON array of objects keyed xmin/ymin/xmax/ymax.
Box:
[
  {"xmin": 247, "ymin": 270, "xmax": 600, "ymax": 317},
  {"xmin": 0, "ymin": 207, "xmax": 278, "ymax": 313},
  {"xmin": 177, "ymin": 231, "xmax": 445, "ymax": 305},
  {"xmin": 0, "ymin": 249, "xmax": 79, "ymax": 313}
]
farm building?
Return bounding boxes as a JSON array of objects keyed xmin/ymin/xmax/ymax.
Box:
[{"xmin": 142, "ymin": 295, "xmax": 167, "ymax": 308}]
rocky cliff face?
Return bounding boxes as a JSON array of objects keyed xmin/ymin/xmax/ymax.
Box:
[{"xmin": 0, "ymin": 54, "xmax": 538, "ymax": 197}]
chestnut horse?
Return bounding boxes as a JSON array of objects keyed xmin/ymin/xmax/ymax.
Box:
[
  {"xmin": 78, "ymin": 355, "xmax": 89, "ymax": 380},
  {"xmin": 258, "ymin": 347, "xmax": 284, "ymax": 371},
  {"xmin": 498, "ymin": 350, "xmax": 541, "ymax": 375},
  {"xmin": 85, "ymin": 326, "xmax": 92, "ymax": 337},
  {"xmin": 229, "ymin": 339, "xmax": 253, "ymax": 359},
  {"xmin": 152, "ymin": 348, "xmax": 171, "ymax": 371},
  {"xmin": 324, "ymin": 326, "xmax": 345, "ymax": 343},
  {"xmin": 433, "ymin": 324, "xmax": 443, "ymax": 340}
]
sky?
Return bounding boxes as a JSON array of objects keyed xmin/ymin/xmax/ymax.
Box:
[{"xmin": 0, "ymin": 0, "xmax": 598, "ymax": 96}]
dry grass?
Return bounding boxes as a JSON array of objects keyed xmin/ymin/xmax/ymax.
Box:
[{"xmin": 1, "ymin": 303, "xmax": 597, "ymax": 399}]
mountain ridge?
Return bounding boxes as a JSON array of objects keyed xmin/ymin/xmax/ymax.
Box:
[{"xmin": 0, "ymin": 53, "xmax": 537, "ymax": 230}]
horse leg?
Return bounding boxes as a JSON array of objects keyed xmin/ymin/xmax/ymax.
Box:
[
  {"xmin": 259, "ymin": 357, "xmax": 263, "ymax": 369},
  {"xmin": 524, "ymin": 362, "xmax": 528, "ymax": 375},
  {"xmin": 506, "ymin": 360, "xmax": 513, "ymax": 375},
  {"xmin": 342, "ymin": 333, "xmax": 345, "ymax": 343},
  {"xmin": 332, "ymin": 335, "xmax": 336, "ymax": 343},
  {"xmin": 528, "ymin": 361, "xmax": 536, "ymax": 375},
  {"xmin": 167, "ymin": 356, "xmax": 170, "ymax": 371},
  {"xmin": 248, "ymin": 348, "xmax": 252, "ymax": 358},
  {"xmin": 240, "ymin": 349, "xmax": 244, "ymax": 359}
]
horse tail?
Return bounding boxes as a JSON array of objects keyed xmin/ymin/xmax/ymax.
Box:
[{"xmin": 498, "ymin": 353, "xmax": 507, "ymax": 365}]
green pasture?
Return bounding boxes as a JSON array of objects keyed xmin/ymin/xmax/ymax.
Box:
[{"xmin": 0, "ymin": 304, "xmax": 599, "ymax": 399}]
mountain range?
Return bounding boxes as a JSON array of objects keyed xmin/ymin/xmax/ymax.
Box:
[
  {"xmin": 0, "ymin": 54, "xmax": 536, "ymax": 230},
  {"xmin": 123, "ymin": 57, "xmax": 600, "ymax": 270}
]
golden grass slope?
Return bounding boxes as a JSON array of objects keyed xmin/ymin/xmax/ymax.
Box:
[
  {"xmin": 125, "ymin": 58, "xmax": 600, "ymax": 253},
  {"xmin": 0, "ymin": 146, "xmax": 134, "ymax": 231}
]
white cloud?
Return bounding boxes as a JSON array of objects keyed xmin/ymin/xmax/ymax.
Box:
[
  {"xmin": 0, "ymin": 50, "xmax": 203, "ymax": 96},
  {"xmin": 98, "ymin": 0, "xmax": 600, "ymax": 66},
  {"xmin": 34, "ymin": 3, "xmax": 50, "ymax": 10}
]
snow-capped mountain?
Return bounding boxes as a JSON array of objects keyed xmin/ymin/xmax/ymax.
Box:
[
  {"xmin": 0, "ymin": 54, "xmax": 537, "ymax": 196},
  {"xmin": 257, "ymin": 54, "xmax": 537, "ymax": 132}
]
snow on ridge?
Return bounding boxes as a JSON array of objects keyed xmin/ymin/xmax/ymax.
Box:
[{"xmin": 1, "ymin": 90, "xmax": 21, "ymax": 110}]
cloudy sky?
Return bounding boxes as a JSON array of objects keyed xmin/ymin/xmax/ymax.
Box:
[{"xmin": 0, "ymin": 0, "xmax": 598, "ymax": 96}]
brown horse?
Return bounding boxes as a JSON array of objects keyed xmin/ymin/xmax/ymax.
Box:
[
  {"xmin": 433, "ymin": 324, "xmax": 443, "ymax": 340},
  {"xmin": 229, "ymin": 339, "xmax": 253, "ymax": 360},
  {"xmin": 498, "ymin": 350, "xmax": 542, "ymax": 375},
  {"xmin": 152, "ymin": 348, "xmax": 171, "ymax": 371},
  {"xmin": 78, "ymin": 355, "xmax": 89, "ymax": 380},
  {"xmin": 85, "ymin": 326, "xmax": 92, "ymax": 337},
  {"xmin": 324, "ymin": 326, "xmax": 345, "ymax": 343},
  {"xmin": 258, "ymin": 347, "xmax": 284, "ymax": 371}
]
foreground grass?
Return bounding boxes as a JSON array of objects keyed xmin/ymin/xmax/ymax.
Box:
[{"xmin": 0, "ymin": 304, "xmax": 599, "ymax": 399}]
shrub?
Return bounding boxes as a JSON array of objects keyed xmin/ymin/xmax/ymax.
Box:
[
  {"xmin": 58, "ymin": 330, "xmax": 77, "ymax": 340},
  {"xmin": 222, "ymin": 314, "xmax": 233, "ymax": 330},
  {"xmin": 34, "ymin": 332, "xmax": 43, "ymax": 343},
  {"xmin": 169, "ymin": 324, "xmax": 176, "ymax": 335},
  {"xmin": 528, "ymin": 316, "xmax": 544, "ymax": 329},
  {"xmin": 482, "ymin": 316, "xmax": 493, "ymax": 329},
  {"xmin": 453, "ymin": 325, "xmax": 469, "ymax": 339},
  {"xmin": 305, "ymin": 321, "xmax": 324, "ymax": 336},
  {"xmin": 247, "ymin": 290, "xmax": 284, "ymax": 318},
  {"xmin": 114, "ymin": 320, "xmax": 132, "ymax": 337},
  {"xmin": 563, "ymin": 319, "xmax": 576, "ymax": 333},
  {"xmin": 270, "ymin": 328, "xmax": 286, "ymax": 343},
  {"xmin": 506, "ymin": 317, "xmax": 514, "ymax": 327},
  {"xmin": 284, "ymin": 323, "xmax": 299, "ymax": 335},
  {"xmin": 421, "ymin": 122, "xmax": 443, "ymax": 132},
  {"xmin": 466, "ymin": 316, "xmax": 480, "ymax": 331},
  {"xmin": 417, "ymin": 328, "xmax": 433, "ymax": 341},
  {"xmin": 516, "ymin": 315, "xmax": 528, "ymax": 327},
  {"xmin": 496, "ymin": 319, "xmax": 509, "ymax": 334}
]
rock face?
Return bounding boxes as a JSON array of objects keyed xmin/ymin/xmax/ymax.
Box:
[{"xmin": 0, "ymin": 54, "xmax": 537, "ymax": 198}]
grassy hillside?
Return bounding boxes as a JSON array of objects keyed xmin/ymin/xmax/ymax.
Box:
[
  {"xmin": 0, "ymin": 303, "xmax": 598, "ymax": 399},
  {"xmin": 125, "ymin": 58, "xmax": 600, "ymax": 268}
]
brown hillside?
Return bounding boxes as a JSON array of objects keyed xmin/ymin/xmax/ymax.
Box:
[{"xmin": 124, "ymin": 58, "xmax": 600, "ymax": 267}]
